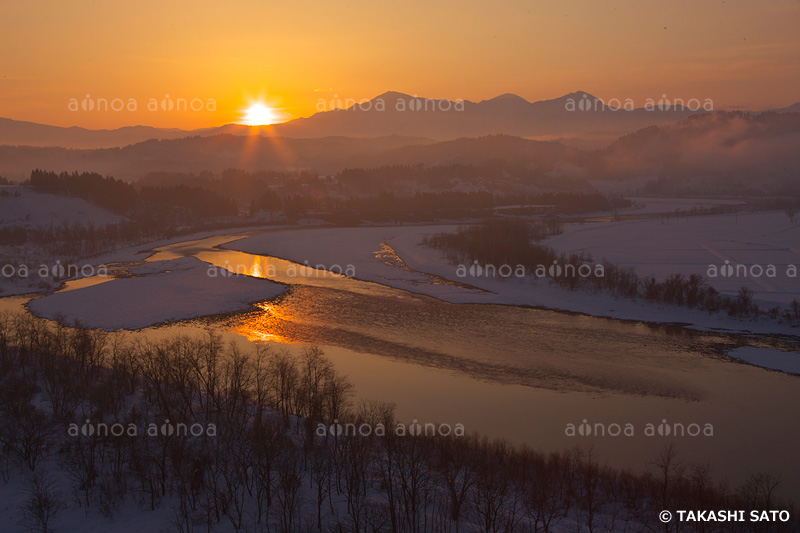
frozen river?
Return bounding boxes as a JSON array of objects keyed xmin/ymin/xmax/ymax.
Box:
[{"xmin": 4, "ymin": 228, "xmax": 800, "ymax": 498}]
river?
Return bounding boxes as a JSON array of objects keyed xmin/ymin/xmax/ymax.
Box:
[{"xmin": 3, "ymin": 229, "xmax": 800, "ymax": 498}]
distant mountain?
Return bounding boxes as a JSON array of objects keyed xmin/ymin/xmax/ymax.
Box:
[
  {"xmin": 0, "ymin": 91, "xmax": 720, "ymax": 149},
  {"xmin": 0, "ymin": 118, "xmax": 192, "ymax": 149},
  {"xmin": 5, "ymin": 92, "xmax": 798, "ymax": 151},
  {"xmin": 0, "ymin": 118, "xmax": 281, "ymax": 149},
  {"xmin": 267, "ymin": 91, "xmax": 704, "ymax": 140},
  {"xmin": 3, "ymin": 93, "xmax": 798, "ymax": 151}
]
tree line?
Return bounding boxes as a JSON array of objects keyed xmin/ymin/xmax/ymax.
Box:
[
  {"xmin": 20, "ymin": 167, "xmax": 632, "ymax": 227},
  {"xmin": 250, "ymin": 188, "xmax": 629, "ymax": 223}
]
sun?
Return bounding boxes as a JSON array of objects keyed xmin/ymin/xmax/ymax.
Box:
[{"xmin": 241, "ymin": 102, "xmax": 279, "ymax": 126}]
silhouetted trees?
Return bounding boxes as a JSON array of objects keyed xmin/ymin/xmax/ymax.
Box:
[
  {"xmin": 29, "ymin": 170, "xmax": 138, "ymax": 214},
  {"xmin": 28, "ymin": 169, "xmax": 238, "ymax": 219},
  {"xmin": 0, "ymin": 312, "xmax": 797, "ymax": 531},
  {"xmin": 139, "ymin": 184, "xmax": 237, "ymax": 218}
]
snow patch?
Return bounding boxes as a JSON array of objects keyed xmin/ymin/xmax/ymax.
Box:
[{"xmin": 28, "ymin": 257, "xmax": 286, "ymax": 330}]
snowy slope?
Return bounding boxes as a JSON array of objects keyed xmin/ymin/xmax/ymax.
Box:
[{"xmin": 0, "ymin": 186, "xmax": 124, "ymax": 228}]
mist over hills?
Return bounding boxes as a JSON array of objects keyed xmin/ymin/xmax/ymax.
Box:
[
  {"xmin": 597, "ymin": 111, "xmax": 800, "ymax": 194},
  {"xmin": 0, "ymin": 135, "xmax": 437, "ymax": 180},
  {"xmin": 1, "ymin": 111, "xmax": 798, "ymax": 195}
]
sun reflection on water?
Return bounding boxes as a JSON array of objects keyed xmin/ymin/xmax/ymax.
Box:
[
  {"xmin": 234, "ymin": 301, "xmax": 295, "ymax": 344},
  {"xmin": 251, "ymin": 260, "xmax": 263, "ymax": 278}
]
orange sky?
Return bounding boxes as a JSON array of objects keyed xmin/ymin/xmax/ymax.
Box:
[{"xmin": 1, "ymin": 0, "xmax": 798, "ymax": 129}]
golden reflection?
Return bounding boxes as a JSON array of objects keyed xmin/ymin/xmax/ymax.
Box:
[
  {"xmin": 234, "ymin": 301, "xmax": 296, "ymax": 344},
  {"xmin": 246, "ymin": 257, "xmax": 278, "ymax": 279}
]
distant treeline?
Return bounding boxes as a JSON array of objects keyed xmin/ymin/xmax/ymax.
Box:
[
  {"xmin": 332, "ymin": 162, "xmax": 575, "ymax": 194},
  {"xmin": 425, "ymin": 219, "xmax": 800, "ymax": 324},
  {"xmin": 139, "ymin": 168, "xmax": 316, "ymax": 205},
  {"xmin": 23, "ymin": 168, "xmax": 629, "ymax": 226},
  {"xmin": 250, "ymin": 190, "xmax": 500, "ymax": 222},
  {"xmin": 1, "ymin": 313, "xmax": 796, "ymax": 532},
  {"xmin": 251, "ymin": 189, "xmax": 629, "ymax": 222},
  {"xmin": 145, "ymin": 163, "xmax": 580, "ymax": 199},
  {"xmin": 137, "ymin": 166, "xmax": 629, "ymax": 220},
  {"xmin": 28, "ymin": 170, "xmax": 237, "ymax": 218}
]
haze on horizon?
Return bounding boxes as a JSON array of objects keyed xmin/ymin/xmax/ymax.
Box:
[{"xmin": 1, "ymin": 0, "xmax": 799, "ymax": 130}]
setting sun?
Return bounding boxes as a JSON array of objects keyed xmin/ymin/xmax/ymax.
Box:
[{"xmin": 241, "ymin": 102, "xmax": 280, "ymax": 126}]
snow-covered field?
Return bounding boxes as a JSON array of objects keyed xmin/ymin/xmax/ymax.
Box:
[
  {"xmin": 27, "ymin": 257, "xmax": 285, "ymax": 330},
  {"xmin": 0, "ymin": 186, "xmax": 123, "ymax": 228},
  {"xmin": 545, "ymin": 211, "xmax": 800, "ymax": 305},
  {"xmin": 0, "ymin": 185, "xmax": 128, "ymax": 296}
]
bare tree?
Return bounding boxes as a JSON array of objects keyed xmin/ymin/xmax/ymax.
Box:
[
  {"xmin": 20, "ymin": 471, "xmax": 66, "ymax": 533},
  {"xmin": 275, "ymin": 442, "xmax": 304, "ymax": 532}
]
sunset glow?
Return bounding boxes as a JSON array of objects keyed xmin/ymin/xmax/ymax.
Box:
[{"xmin": 1, "ymin": 0, "xmax": 798, "ymax": 128}]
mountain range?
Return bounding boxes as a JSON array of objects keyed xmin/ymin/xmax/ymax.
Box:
[
  {"xmin": 269, "ymin": 91, "xmax": 707, "ymax": 141},
  {"xmin": 1, "ymin": 91, "xmax": 774, "ymax": 149}
]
